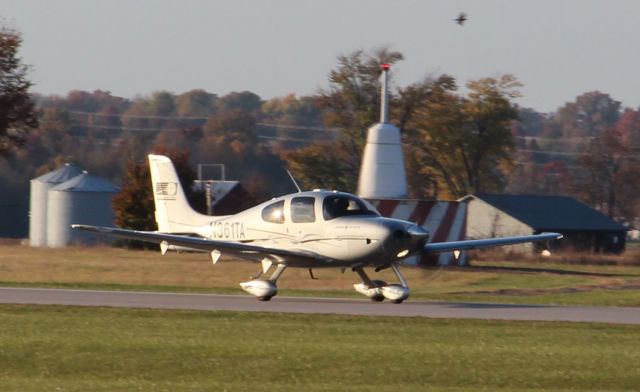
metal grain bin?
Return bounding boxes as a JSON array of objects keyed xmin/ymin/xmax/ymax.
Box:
[
  {"xmin": 29, "ymin": 164, "xmax": 83, "ymax": 247},
  {"xmin": 46, "ymin": 172, "xmax": 119, "ymax": 248}
]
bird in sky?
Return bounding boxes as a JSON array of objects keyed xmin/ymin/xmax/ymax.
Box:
[{"xmin": 454, "ymin": 12, "xmax": 467, "ymax": 25}]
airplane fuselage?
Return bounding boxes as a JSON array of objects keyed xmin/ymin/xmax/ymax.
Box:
[{"xmin": 193, "ymin": 190, "xmax": 428, "ymax": 268}]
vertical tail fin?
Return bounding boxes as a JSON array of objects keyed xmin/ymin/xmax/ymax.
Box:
[{"xmin": 148, "ymin": 154, "xmax": 211, "ymax": 232}]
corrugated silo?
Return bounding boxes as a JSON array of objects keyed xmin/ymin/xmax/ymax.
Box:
[
  {"xmin": 29, "ymin": 163, "xmax": 83, "ymax": 247},
  {"xmin": 46, "ymin": 172, "xmax": 120, "ymax": 248}
]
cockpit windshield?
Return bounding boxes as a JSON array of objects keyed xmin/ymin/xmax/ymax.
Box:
[{"xmin": 322, "ymin": 195, "xmax": 379, "ymax": 220}]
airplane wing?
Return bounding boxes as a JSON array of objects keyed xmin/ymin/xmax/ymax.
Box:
[
  {"xmin": 72, "ymin": 224, "xmax": 327, "ymax": 265},
  {"xmin": 424, "ymin": 232, "xmax": 562, "ymax": 254}
]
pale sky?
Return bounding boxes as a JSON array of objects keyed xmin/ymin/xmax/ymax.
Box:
[{"xmin": 2, "ymin": 0, "xmax": 639, "ymax": 112}]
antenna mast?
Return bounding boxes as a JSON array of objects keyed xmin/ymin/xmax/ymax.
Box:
[
  {"xmin": 356, "ymin": 63, "xmax": 408, "ymax": 199},
  {"xmin": 380, "ymin": 63, "xmax": 390, "ymax": 123},
  {"xmin": 286, "ymin": 169, "xmax": 302, "ymax": 193}
]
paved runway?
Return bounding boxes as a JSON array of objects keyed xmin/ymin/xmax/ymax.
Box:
[{"xmin": 1, "ymin": 286, "xmax": 639, "ymax": 324}]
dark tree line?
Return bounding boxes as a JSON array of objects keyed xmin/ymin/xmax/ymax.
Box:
[{"xmin": 1, "ymin": 29, "xmax": 638, "ymax": 237}]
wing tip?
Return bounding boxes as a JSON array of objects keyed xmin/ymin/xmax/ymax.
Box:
[{"xmin": 541, "ymin": 232, "xmax": 564, "ymax": 240}]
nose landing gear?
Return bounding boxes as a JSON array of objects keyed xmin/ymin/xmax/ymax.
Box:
[
  {"xmin": 352, "ymin": 262, "xmax": 410, "ymax": 303},
  {"xmin": 353, "ymin": 280, "xmax": 387, "ymax": 302}
]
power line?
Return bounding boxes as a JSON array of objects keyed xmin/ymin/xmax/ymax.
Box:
[
  {"xmin": 257, "ymin": 135, "xmax": 334, "ymax": 143},
  {"xmin": 74, "ymin": 123, "xmax": 180, "ymax": 132},
  {"xmin": 255, "ymin": 123, "xmax": 336, "ymax": 132},
  {"xmin": 67, "ymin": 110, "xmax": 335, "ymax": 133},
  {"xmin": 62, "ymin": 110, "xmax": 635, "ymax": 138},
  {"xmin": 513, "ymin": 135, "xmax": 596, "ymax": 141},
  {"xmin": 63, "ymin": 110, "xmax": 636, "ymax": 155},
  {"xmin": 512, "ymin": 161, "xmax": 583, "ymax": 169},
  {"xmin": 68, "ymin": 110, "xmax": 209, "ymax": 121},
  {"xmin": 76, "ymin": 122, "xmax": 337, "ymax": 136},
  {"xmin": 515, "ymin": 149, "xmax": 585, "ymax": 157},
  {"xmin": 73, "ymin": 125, "xmax": 592, "ymax": 158}
]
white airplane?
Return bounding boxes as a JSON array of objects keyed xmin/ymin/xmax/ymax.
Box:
[{"xmin": 73, "ymin": 154, "xmax": 562, "ymax": 303}]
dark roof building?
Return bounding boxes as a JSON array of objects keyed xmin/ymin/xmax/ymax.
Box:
[
  {"xmin": 463, "ymin": 194, "xmax": 628, "ymax": 254},
  {"xmin": 192, "ymin": 180, "xmax": 256, "ymax": 216}
]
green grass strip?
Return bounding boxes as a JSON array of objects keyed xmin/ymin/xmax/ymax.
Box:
[{"xmin": 0, "ymin": 304, "xmax": 639, "ymax": 391}]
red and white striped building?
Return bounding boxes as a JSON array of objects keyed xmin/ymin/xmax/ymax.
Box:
[{"xmin": 368, "ymin": 199, "xmax": 468, "ymax": 266}]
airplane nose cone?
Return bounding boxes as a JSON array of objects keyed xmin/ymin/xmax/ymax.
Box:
[
  {"xmin": 381, "ymin": 221, "xmax": 430, "ymax": 258},
  {"xmin": 389, "ymin": 224, "xmax": 428, "ymax": 241},
  {"xmin": 407, "ymin": 224, "xmax": 430, "ymax": 245}
]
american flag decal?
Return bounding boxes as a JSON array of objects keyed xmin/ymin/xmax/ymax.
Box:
[{"xmin": 155, "ymin": 182, "xmax": 178, "ymax": 200}]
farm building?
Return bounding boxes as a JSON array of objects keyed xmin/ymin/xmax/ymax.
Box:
[
  {"xmin": 192, "ymin": 180, "xmax": 256, "ymax": 216},
  {"xmin": 463, "ymin": 194, "xmax": 628, "ymax": 254}
]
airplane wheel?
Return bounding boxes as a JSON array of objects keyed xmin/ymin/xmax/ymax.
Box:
[
  {"xmin": 258, "ymin": 296, "xmax": 273, "ymax": 301},
  {"xmin": 370, "ymin": 295, "xmax": 385, "ymax": 302},
  {"xmin": 391, "ymin": 299, "xmax": 404, "ymax": 304}
]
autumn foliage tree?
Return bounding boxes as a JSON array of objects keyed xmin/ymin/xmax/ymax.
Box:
[
  {"xmin": 113, "ymin": 158, "xmax": 155, "ymax": 232},
  {"xmin": 407, "ymin": 75, "xmax": 521, "ymax": 198},
  {"xmin": 574, "ymin": 125, "xmax": 640, "ymax": 222},
  {"xmin": 288, "ymin": 47, "xmax": 520, "ymax": 198},
  {"xmin": 555, "ymin": 91, "xmax": 621, "ymax": 140},
  {"xmin": 0, "ymin": 27, "xmax": 38, "ymax": 156},
  {"xmin": 286, "ymin": 47, "xmax": 456, "ymax": 194},
  {"xmin": 292, "ymin": 47, "xmax": 405, "ymax": 192}
]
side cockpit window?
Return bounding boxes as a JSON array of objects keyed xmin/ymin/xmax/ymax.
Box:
[
  {"xmin": 323, "ymin": 195, "xmax": 377, "ymax": 220},
  {"xmin": 262, "ymin": 200, "xmax": 285, "ymax": 223},
  {"xmin": 291, "ymin": 197, "xmax": 316, "ymax": 223}
]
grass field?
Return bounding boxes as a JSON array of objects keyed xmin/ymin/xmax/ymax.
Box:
[
  {"xmin": 2, "ymin": 244, "xmax": 639, "ymax": 391},
  {"xmin": 1, "ymin": 242, "xmax": 640, "ymax": 306},
  {"xmin": 1, "ymin": 304, "xmax": 639, "ymax": 391}
]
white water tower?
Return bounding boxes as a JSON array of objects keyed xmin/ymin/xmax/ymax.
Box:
[{"xmin": 357, "ymin": 64, "xmax": 408, "ymax": 199}]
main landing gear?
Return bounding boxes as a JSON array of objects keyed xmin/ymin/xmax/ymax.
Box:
[
  {"xmin": 240, "ymin": 262, "xmax": 410, "ymax": 303},
  {"xmin": 239, "ymin": 263, "xmax": 287, "ymax": 301},
  {"xmin": 352, "ymin": 263, "xmax": 410, "ymax": 304}
]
